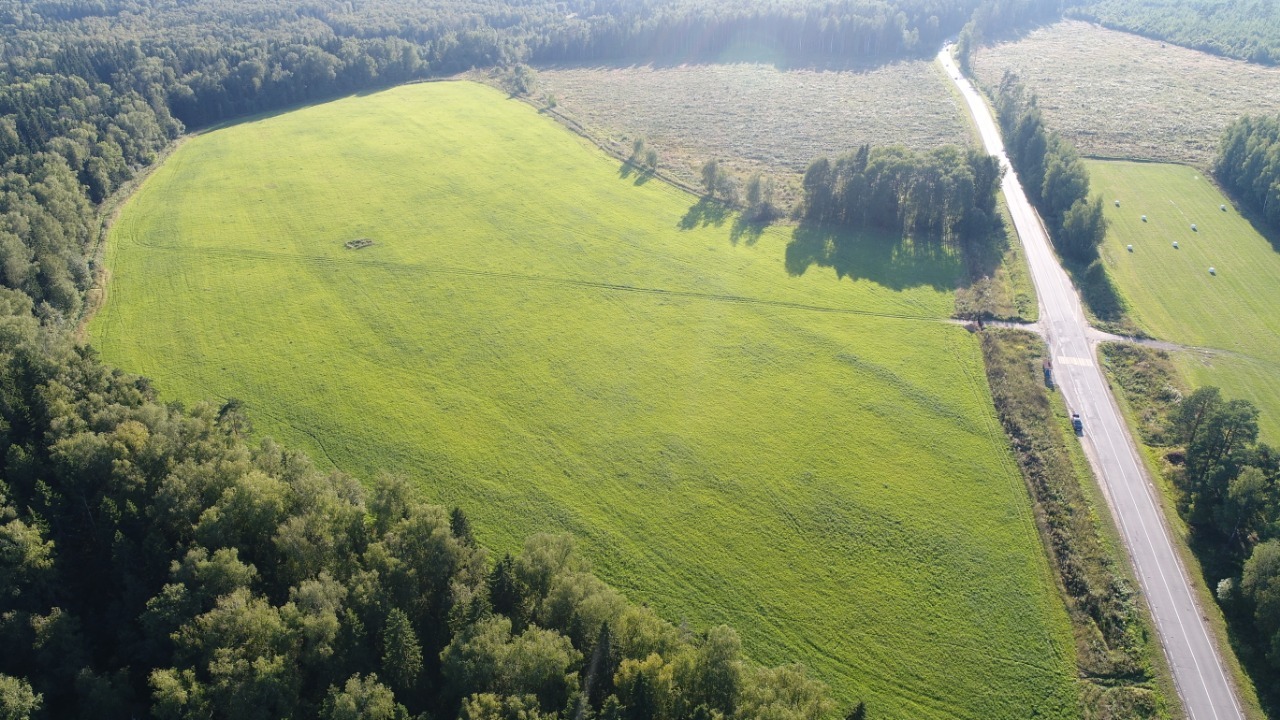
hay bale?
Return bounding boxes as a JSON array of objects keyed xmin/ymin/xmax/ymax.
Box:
[
  {"xmin": 1173, "ymin": 241, "xmax": 1179, "ymax": 249},
  {"xmin": 1141, "ymin": 215, "xmax": 1147, "ymax": 222},
  {"xmin": 1209, "ymin": 267, "xmax": 1216, "ymax": 275},
  {"xmin": 1115, "ymin": 199, "xmax": 1120, "ymax": 207},
  {"xmin": 1220, "ymin": 204, "xmax": 1227, "ymax": 211},
  {"xmin": 1127, "ymin": 245, "xmax": 1134, "ymax": 252},
  {"xmin": 1191, "ymin": 224, "xmax": 1197, "ymax": 231}
]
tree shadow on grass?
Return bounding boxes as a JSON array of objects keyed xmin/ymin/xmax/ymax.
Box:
[
  {"xmin": 729, "ymin": 216, "xmax": 766, "ymax": 246},
  {"xmin": 618, "ymin": 161, "xmax": 655, "ymax": 186},
  {"xmin": 679, "ymin": 198, "xmax": 730, "ymax": 230},
  {"xmin": 1057, "ymin": 251, "xmax": 1138, "ymax": 336},
  {"xmin": 783, "ymin": 221, "xmax": 962, "ymax": 292}
]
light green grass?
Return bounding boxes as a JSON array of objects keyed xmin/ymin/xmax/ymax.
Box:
[
  {"xmin": 1089, "ymin": 160, "xmax": 1280, "ymax": 442},
  {"xmin": 91, "ymin": 81, "xmax": 1079, "ymax": 719}
]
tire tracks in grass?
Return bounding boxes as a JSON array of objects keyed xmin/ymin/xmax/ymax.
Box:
[
  {"xmin": 153, "ymin": 361, "xmax": 344, "ymax": 469},
  {"xmin": 789, "ymin": 616, "xmax": 1071, "ymax": 720},
  {"xmin": 605, "ymin": 569, "xmax": 1068, "ymax": 685},
  {"xmin": 132, "ymin": 240, "xmax": 953, "ymax": 325}
]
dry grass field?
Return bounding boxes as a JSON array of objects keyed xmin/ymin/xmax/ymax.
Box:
[
  {"xmin": 972, "ymin": 20, "xmax": 1280, "ymax": 166},
  {"xmin": 537, "ymin": 60, "xmax": 971, "ymax": 205}
]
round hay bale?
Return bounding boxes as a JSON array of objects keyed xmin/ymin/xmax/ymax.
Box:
[
  {"xmin": 1173, "ymin": 241, "xmax": 1179, "ymax": 249},
  {"xmin": 1221, "ymin": 204, "xmax": 1227, "ymax": 211},
  {"xmin": 1192, "ymin": 224, "xmax": 1198, "ymax": 231},
  {"xmin": 1142, "ymin": 215, "xmax": 1147, "ymax": 222},
  {"xmin": 1115, "ymin": 200, "xmax": 1121, "ymax": 207},
  {"xmin": 1127, "ymin": 245, "xmax": 1134, "ymax": 252},
  {"xmin": 1209, "ymin": 267, "xmax": 1216, "ymax": 275}
]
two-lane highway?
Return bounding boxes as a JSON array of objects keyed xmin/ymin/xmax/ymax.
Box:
[{"xmin": 938, "ymin": 47, "xmax": 1246, "ymax": 720}]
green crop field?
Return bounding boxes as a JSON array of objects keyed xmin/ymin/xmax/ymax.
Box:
[
  {"xmin": 1090, "ymin": 160, "xmax": 1280, "ymax": 442},
  {"xmin": 973, "ymin": 21, "xmax": 1280, "ymax": 166},
  {"xmin": 91, "ymin": 81, "xmax": 1079, "ymax": 718}
]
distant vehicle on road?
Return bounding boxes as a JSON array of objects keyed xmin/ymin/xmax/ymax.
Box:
[{"xmin": 1071, "ymin": 413, "xmax": 1083, "ymax": 434}]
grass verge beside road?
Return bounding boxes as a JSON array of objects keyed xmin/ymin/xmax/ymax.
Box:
[
  {"xmin": 981, "ymin": 329, "xmax": 1168, "ymax": 718},
  {"xmin": 955, "ymin": 194, "xmax": 1040, "ymax": 323}
]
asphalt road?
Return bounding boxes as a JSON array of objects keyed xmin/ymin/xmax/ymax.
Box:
[{"xmin": 938, "ymin": 47, "xmax": 1246, "ymax": 720}]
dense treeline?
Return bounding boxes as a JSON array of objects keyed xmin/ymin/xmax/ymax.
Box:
[
  {"xmin": 529, "ymin": 0, "xmax": 983, "ymax": 65},
  {"xmin": 1167, "ymin": 388, "xmax": 1280, "ymax": 677},
  {"xmin": 992, "ymin": 72, "xmax": 1106, "ymax": 260},
  {"xmin": 1068, "ymin": 0, "xmax": 1280, "ymax": 66},
  {"xmin": 799, "ymin": 144, "xmax": 1002, "ymax": 246},
  {"xmin": 1215, "ymin": 115, "xmax": 1280, "ymax": 233},
  {"xmin": 1, "ymin": 0, "xmax": 994, "ymax": 134},
  {"xmin": 0, "ymin": 74, "xmax": 180, "ymax": 321},
  {"xmin": 0, "ymin": 298, "xmax": 839, "ymax": 719}
]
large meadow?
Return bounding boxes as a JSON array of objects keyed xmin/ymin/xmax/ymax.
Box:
[
  {"xmin": 972, "ymin": 21, "xmax": 1280, "ymax": 166},
  {"xmin": 1090, "ymin": 160, "xmax": 1280, "ymax": 443},
  {"xmin": 91, "ymin": 82, "xmax": 1080, "ymax": 718}
]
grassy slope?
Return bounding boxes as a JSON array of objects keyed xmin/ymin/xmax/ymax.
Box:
[
  {"xmin": 91, "ymin": 81, "xmax": 1078, "ymax": 718},
  {"xmin": 1088, "ymin": 160, "xmax": 1280, "ymax": 442}
]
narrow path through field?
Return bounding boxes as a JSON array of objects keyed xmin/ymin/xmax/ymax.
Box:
[{"xmin": 940, "ymin": 46, "xmax": 1247, "ymax": 720}]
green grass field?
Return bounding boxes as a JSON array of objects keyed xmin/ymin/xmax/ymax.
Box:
[
  {"xmin": 91, "ymin": 81, "xmax": 1079, "ymax": 718},
  {"xmin": 1090, "ymin": 160, "xmax": 1280, "ymax": 442}
]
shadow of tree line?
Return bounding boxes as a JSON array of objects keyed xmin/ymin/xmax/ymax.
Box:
[
  {"xmin": 783, "ymin": 221, "xmax": 965, "ymax": 292},
  {"xmin": 618, "ymin": 160, "xmax": 655, "ymax": 186},
  {"xmin": 677, "ymin": 197, "xmax": 972, "ymax": 293},
  {"xmin": 678, "ymin": 198, "xmax": 768, "ymax": 247}
]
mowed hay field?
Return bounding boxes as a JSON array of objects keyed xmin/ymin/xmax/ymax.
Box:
[
  {"xmin": 91, "ymin": 81, "xmax": 1080, "ymax": 718},
  {"xmin": 537, "ymin": 60, "xmax": 971, "ymax": 199},
  {"xmin": 1090, "ymin": 160, "xmax": 1280, "ymax": 442},
  {"xmin": 972, "ymin": 21, "xmax": 1280, "ymax": 166}
]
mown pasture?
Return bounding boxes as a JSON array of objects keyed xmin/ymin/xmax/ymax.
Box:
[
  {"xmin": 537, "ymin": 60, "xmax": 970, "ymax": 205},
  {"xmin": 1090, "ymin": 160, "xmax": 1280, "ymax": 442},
  {"xmin": 91, "ymin": 81, "xmax": 1079, "ymax": 718},
  {"xmin": 972, "ymin": 21, "xmax": 1280, "ymax": 166}
]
